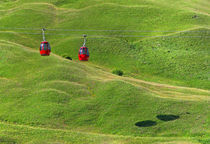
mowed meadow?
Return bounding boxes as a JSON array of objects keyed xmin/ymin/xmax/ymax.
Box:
[{"xmin": 0, "ymin": 0, "xmax": 209, "ymax": 144}]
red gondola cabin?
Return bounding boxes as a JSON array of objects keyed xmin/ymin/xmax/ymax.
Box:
[
  {"xmin": 78, "ymin": 47, "xmax": 89, "ymax": 61},
  {"xmin": 40, "ymin": 41, "xmax": 51, "ymax": 56}
]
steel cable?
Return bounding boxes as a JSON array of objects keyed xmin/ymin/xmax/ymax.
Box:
[
  {"xmin": 0, "ymin": 30, "xmax": 209, "ymax": 38},
  {"xmin": 0, "ymin": 27, "xmax": 209, "ymax": 33}
]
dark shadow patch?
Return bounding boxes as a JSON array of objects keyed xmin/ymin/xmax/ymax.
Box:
[
  {"xmin": 0, "ymin": 137, "xmax": 16, "ymax": 144},
  {"xmin": 156, "ymin": 114, "xmax": 179, "ymax": 121},
  {"xmin": 135, "ymin": 120, "xmax": 157, "ymax": 127},
  {"xmin": 62, "ymin": 54, "xmax": 72, "ymax": 60},
  {"xmin": 65, "ymin": 56, "xmax": 72, "ymax": 60}
]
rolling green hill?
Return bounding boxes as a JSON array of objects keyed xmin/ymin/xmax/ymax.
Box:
[
  {"xmin": 0, "ymin": 0, "xmax": 209, "ymax": 88},
  {"xmin": 0, "ymin": 0, "xmax": 209, "ymax": 143}
]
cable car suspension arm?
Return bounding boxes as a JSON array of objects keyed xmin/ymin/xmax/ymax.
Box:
[
  {"xmin": 42, "ymin": 28, "xmax": 46, "ymax": 41},
  {"xmin": 83, "ymin": 34, "xmax": 87, "ymax": 47}
]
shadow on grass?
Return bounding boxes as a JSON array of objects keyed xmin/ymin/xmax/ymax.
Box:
[
  {"xmin": 0, "ymin": 137, "xmax": 16, "ymax": 144},
  {"xmin": 135, "ymin": 120, "xmax": 157, "ymax": 127},
  {"xmin": 156, "ymin": 114, "xmax": 179, "ymax": 121}
]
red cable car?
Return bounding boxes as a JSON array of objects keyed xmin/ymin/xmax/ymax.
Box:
[
  {"xmin": 78, "ymin": 46, "xmax": 89, "ymax": 61},
  {"xmin": 78, "ymin": 35, "xmax": 89, "ymax": 61},
  {"xmin": 40, "ymin": 28, "xmax": 51, "ymax": 56},
  {"xmin": 40, "ymin": 41, "xmax": 51, "ymax": 56}
]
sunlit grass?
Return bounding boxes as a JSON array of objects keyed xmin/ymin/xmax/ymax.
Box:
[{"xmin": 0, "ymin": 0, "xmax": 209, "ymax": 143}]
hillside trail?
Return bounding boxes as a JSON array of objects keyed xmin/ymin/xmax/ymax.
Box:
[
  {"xmin": 1, "ymin": 39, "xmax": 209, "ymax": 101},
  {"xmin": 133, "ymin": 26, "xmax": 208, "ymax": 43},
  {"xmin": 0, "ymin": 2, "xmax": 154, "ymax": 12},
  {"xmin": 0, "ymin": 121, "xmax": 198, "ymax": 143},
  {"xmin": 88, "ymin": 69, "xmax": 210, "ymax": 101},
  {"xmin": 121, "ymin": 77, "xmax": 210, "ymax": 101}
]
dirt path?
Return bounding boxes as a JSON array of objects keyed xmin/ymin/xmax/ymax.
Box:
[
  {"xmin": 87, "ymin": 68, "xmax": 210, "ymax": 101},
  {"xmin": 0, "ymin": 121, "xmax": 197, "ymax": 142},
  {"xmin": 2, "ymin": 39, "xmax": 209, "ymax": 101}
]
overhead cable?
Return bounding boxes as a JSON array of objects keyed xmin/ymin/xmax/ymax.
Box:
[
  {"xmin": 0, "ymin": 27, "xmax": 209, "ymax": 33},
  {"xmin": 0, "ymin": 31, "xmax": 209, "ymax": 38}
]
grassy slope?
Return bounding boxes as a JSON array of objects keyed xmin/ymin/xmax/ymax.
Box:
[
  {"xmin": 0, "ymin": 39, "xmax": 209, "ymax": 143},
  {"xmin": 0, "ymin": 0, "xmax": 209, "ymax": 88},
  {"xmin": 0, "ymin": 122, "xmax": 204, "ymax": 144},
  {"xmin": 0, "ymin": 0, "xmax": 209, "ymax": 143},
  {"xmin": 53, "ymin": 29, "xmax": 209, "ymax": 89}
]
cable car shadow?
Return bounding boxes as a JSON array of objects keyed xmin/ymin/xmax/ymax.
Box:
[
  {"xmin": 135, "ymin": 120, "xmax": 157, "ymax": 127},
  {"xmin": 156, "ymin": 114, "xmax": 180, "ymax": 121}
]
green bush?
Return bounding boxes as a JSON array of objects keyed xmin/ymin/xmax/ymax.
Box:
[{"xmin": 112, "ymin": 69, "xmax": 124, "ymax": 76}]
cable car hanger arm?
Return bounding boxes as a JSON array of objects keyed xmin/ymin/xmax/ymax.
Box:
[
  {"xmin": 83, "ymin": 34, "xmax": 87, "ymax": 47},
  {"xmin": 42, "ymin": 28, "xmax": 46, "ymax": 41}
]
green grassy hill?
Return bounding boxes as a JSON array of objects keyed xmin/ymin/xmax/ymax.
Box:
[
  {"xmin": 0, "ymin": 0, "xmax": 209, "ymax": 88},
  {"xmin": 0, "ymin": 0, "xmax": 209, "ymax": 143}
]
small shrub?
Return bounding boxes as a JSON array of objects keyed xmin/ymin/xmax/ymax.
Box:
[
  {"xmin": 62, "ymin": 54, "xmax": 72, "ymax": 60},
  {"xmin": 112, "ymin": 69, "xmax": 123, "ymax": 76}
]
